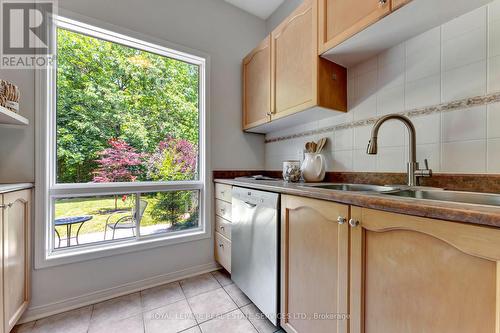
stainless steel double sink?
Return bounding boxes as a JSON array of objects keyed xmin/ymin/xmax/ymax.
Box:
[{"xmin": 300, "ymin": 183, "xmax": 500, "ymax": 208}]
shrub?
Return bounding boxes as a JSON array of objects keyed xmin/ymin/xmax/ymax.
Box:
[{"xmin": 147, "ymin": 137, "xmax": 198, "ymax": 225}]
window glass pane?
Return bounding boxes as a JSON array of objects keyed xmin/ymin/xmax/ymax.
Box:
[
  {"xmin": 56, "ymin": 28, "xmax": 200, "ymax": 184},
  {"xmin": 139, "ymin": 190, "xmax": 200, "ymax": 237},
  {"xmin": 53, "ymin": 194, "xmax": 137, "ymax": 248}
]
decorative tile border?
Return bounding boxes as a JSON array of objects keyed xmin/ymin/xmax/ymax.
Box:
[{"xmin": 265, "ymin": 92, "xmax": 500, "ymax": 144}]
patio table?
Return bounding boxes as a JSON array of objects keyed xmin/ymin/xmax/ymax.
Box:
[{"xmin": 54, "ymin": 215, "xmax": 93, "ymax": 248}]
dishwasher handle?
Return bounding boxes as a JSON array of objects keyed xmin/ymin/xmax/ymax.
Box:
[{"xmin": 244, "ymin": 201, "xmax": 257, "ymax": 208}]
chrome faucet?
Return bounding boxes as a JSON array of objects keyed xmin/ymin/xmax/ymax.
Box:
[{"xmin": 367, "ymin": 114, "xmax": 432, "ymax": 187}]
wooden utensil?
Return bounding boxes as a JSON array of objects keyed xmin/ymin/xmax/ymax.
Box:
[{"xmin": 316, "ymin": 138, "xmax": 327, "ymax": 153}]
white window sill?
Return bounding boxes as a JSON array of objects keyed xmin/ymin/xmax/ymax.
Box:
[{"xmin": 35, "ymin": 228, "xmax": 211, "ymax": 269}]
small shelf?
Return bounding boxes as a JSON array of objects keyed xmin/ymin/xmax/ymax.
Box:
[{"xmin": 0, "ymin": 106, "xmax": 28, "ymax": 126}]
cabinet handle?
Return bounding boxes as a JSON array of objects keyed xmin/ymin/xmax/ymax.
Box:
[
  {"xmin": 220, "ymin": 190, "xmax": 225, "ymax": 195},
  {"xmin": 337, "ymin": 216, "xmax": 346, "ymax": 225},
  {"xmin": 220, "ymin": 226, "xmax": 225, "ymax": 231},
  {"xmin": 0, "ymin": 203, "xmax": 13, "ymax": 209},
  {"xmin": 220, "ymin": 208, "xmax": 226, "ymax": 214},
  {"xmin": 219, "ymin": 243, "xmax": 224, "ymax": 248},
  {"xmin": 379, "ymin": 0, "xmax": 387, "ymax": 5},
  {"xmin": 349, "ymin": 219, "xmax": 360, "ymax": 228}
]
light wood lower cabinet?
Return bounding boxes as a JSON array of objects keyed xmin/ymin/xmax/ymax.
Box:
[
  {"xmin": 282, "ymin": 196, "xmax": 500, "ymax": 333},
  {"xmin": 281, "ymin": 195, "xmax": 349, "ymax": 333},
  {"xmin": 214, "ymin": 184, "xmax": 232, "ymax": 273},
  {"xmin": 349, "ymin": 207, "xmax": 500, "ymax": 333},
  {"xmin": 2, "ymin": 189, "xmax": 31, "ymax": 333}
]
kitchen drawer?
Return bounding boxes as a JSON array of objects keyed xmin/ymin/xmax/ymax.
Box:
[
  {"xmin": 215, "ymin": 183, "xmax": 232, "ymax": 203},
  {"xmin": 215, "ymin": 232, "xmax": 231, "ymax": 273},
  {"xmin": 215, "ymin": 215, "xmax": 231, "ymax": 240},
  {"xmin": 215, "ymin": 199, "xmax": 232, "ymax": 221}
]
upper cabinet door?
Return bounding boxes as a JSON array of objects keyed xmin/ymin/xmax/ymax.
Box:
[
  {"xmin": 3, "ymin": 190, "xmax": 31, "ymax": 333},
  {"xmin": 349, "ymin": 207, "xmax": 500, "ymax": 333},
  {"xmin": 319, "ymin": 0, "xmax": 391, "ymax": 53},
  {"xmin": 391, "ymin": 0, "xmax": 411, "ymax": 10},
  {"xmin": 242, "ymin": 36, "xmax": 272, "ymax": 130},
  {"xmin": 272, "ymin": 0, "xmax": 318, "ymax": 118}
]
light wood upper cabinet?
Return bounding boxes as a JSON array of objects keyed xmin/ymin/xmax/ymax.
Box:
[
  {"xmin": 319, "ymin": 0, "xmax": 392, "ymax": 53},
  {"xmin": 272, "ymin": 0, "xmax": 347, "ymax": 120},
  {"xmin": 281, "ymin": 195, "xmax": 349, "ymax": 333},
  {"xmin": 349, "ymin": 207, "xmax": 500, "ymax": 333},
  {"xmin": 242, "ymin": 36, "xmax": 272, "ymax": 130},
  {"xmin": 391, "ymin": 0, "xmax": 411, "ymax": 10},
  {"xmin": 2, "ymin": 190, "xmax": 31, "ymax": 333}
]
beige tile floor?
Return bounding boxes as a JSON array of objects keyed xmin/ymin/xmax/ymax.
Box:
[{"xmin": 12, "ymin": 270, "xmax": 284, "ymax": 333}]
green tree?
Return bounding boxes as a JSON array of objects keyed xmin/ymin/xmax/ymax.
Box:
[
  {"xmin": 147, "ymin": 137, "xmax": 198, "ymax": 226},
  {"xmin": 56, "ymin": 28, "xmax": 199, "ymax": 183}
]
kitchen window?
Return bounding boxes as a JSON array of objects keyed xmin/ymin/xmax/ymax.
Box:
[{"xmin": 36, "ymin": 16, "xmax": 209, "ymax": 267}]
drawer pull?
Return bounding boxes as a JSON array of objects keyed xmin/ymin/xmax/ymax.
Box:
[
  {"xmin": 220, "ymin": 226, "xmax": 225, "ymax": 231},
  {"xmin": 219, "ymin": 243, "xmax": 224, "ymax": 248},
  {"xmin": 220, "ymin": 208, "xmax": 226, "ymax": 214},
  {"xmin": 337, "ymin": 216, "xmax": 346, "ymax": 225}
]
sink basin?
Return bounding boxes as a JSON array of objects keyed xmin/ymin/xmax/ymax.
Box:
[
  {"xmin": 386, "ymin": 190, "xmax": 500, "ymax": 207},
  {"xmin": 301, "ymin": 183, "xmax": 400, "ymax": 193}
]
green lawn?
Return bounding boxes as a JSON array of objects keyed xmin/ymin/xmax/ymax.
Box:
[{"xmin": 54, "ymin": 196, "xmax": 164, "ymax": 238}]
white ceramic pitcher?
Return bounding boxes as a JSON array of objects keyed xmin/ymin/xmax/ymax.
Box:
[{"xmin": 301, "ymin": 153, "xmax": 326, "ymax": 182}]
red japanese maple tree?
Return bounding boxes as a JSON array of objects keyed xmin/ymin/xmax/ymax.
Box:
[{"xmin": 93, "ymin": 138, "xmax": 144, "ymax": 183}]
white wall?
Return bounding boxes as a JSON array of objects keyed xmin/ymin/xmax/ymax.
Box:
[
  {"xmin": 266, "ymin": 1, "xmax": 500, "ymax": 174},
  {"xmin": 265, "ymin": 0, "xmax": 303, "ymax": 33},
  {"xmin": 0, "ymin": 0, "xmax": 268, "ymax": 319}
]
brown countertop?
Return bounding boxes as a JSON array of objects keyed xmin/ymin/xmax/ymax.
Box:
[{"xmin": 215, "ymin": 178, "xmax": 500, "ymax": 228}]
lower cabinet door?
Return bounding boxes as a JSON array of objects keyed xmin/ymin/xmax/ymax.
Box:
[
  {"xmin": 3, "ymin": 190, "xmax": 31, "ymax": 332},
  {"xmin": 281, "ymin": 195, "xmax": 349, "ymax": 333},
  {"xmin": 350, "ymin": 207, "xmax": 500, "ymax": 333},
  {"xmin": 215, "ymin": 232, "xmax": 231, "ymax": 273}
]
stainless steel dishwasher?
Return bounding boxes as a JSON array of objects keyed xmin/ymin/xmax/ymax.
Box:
[{"xmin": 231, "ymin": 187, "xmax": 280, "ymax": 325}]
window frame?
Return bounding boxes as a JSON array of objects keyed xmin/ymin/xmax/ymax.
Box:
[{"xmin": 35, "ymin": 14, "xmax": 212, "ymax": 269}]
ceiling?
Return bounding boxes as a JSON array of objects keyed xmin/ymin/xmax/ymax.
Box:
[{"xmin": 224, "ymin": 0, "xmax": 285, "ymax": 19}]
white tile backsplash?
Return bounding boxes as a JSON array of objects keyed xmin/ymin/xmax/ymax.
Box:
[
  {"xmin": 405, "ymin": 74, "xmax": 441, "ymax": 110},
  {"xmin": 332, "ymin": 150, "xmax": 353, "ymax": 172},
  {"xmin": 442, "ymin": 60, "xmax": 487, "ymax": 102},
  {"xmin": 490, "ymin": 0, "xmax": 500, "ymax": 22},
  {"xmin": 487, "ymin": 138, "xmax": 500, "ymax": 172},
  {"xmin": 442, "ymin": 27, "xmax": 486, "ymax": 72},
  {"xmin": 488, "ymin": 19, "xmax": 500, "ymax": 58},
  {"xmin": 334, "ymin": 128, "xmax": 353, "ymax": 151},
  {"xmin": 416, "ymin": 144, "xmax": 441, "ymax": 172},
  {"xmin": 377, "ymin": 147, "xmax": 406, "ymax": 172},
  {"xmin": 441, "ymin": 140, "xmax": 487, "ymax": 173},
  {"xmin": 412, "ymin": 114, "xmax": 441, "ymax": 145},
  {"xmin": 441, "ymin": 106, "xmax": 487, "ymax": 142},
  {"xmin": 264, "ymin": 1, "xmax": 500, "ymax": 174},
  {"xmin": 377, "ymin": 84, "xmax": 405, "ymax": 116},
  {"xmin": 488, "ymin": 55, "xmax": 500, "ymax": 93},
  {"xmin": 488, "ymin": 103, "xmax": 500, "ymax": 138},
  {"xmin": 442, "ymin": 6, "xmax": 486, "ymax": 41},
  {"xmin": 353, "ymin": 149, "xmax": 377, "ymax": 172},
  {"xmin": 406, "ymin": 28, "xmax": 441, "ymax": 82}
]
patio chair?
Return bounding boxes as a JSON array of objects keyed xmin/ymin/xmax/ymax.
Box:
[{"xmin": 104, "ymin": 199, "xmax": 148, "ymax": 240}]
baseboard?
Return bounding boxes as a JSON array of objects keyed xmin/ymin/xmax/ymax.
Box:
[{"xmin": 20, "ymin": 261, "xmax": 221, "ymax": 324}]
